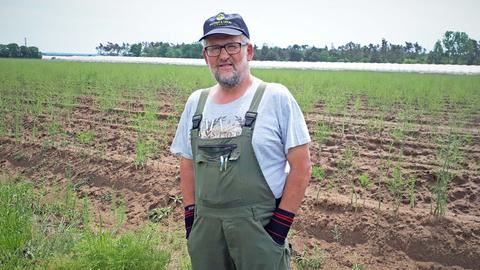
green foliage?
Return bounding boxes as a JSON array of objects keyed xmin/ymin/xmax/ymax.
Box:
[
  {"xmin": 339, "ymin": 146, "xmax": 355, "ymax": 170},
  {"xmin": 433, "ymin": 132, "xmax": 464, "ymax": 217},
  {"xmin": 407, "ymin": 176, "xmax": 417, "ymax": 208},
  {"xmin": 331, "ymin": 224, "xmax": 342, "ymax": 243},
  {"xmin": 0, "ymin": 43, "xmax": 42, "ymax": 58},
  {"xmin": 387, "ymin": 166, "xmax": 406, "ymax": 216},
  {"xmin": 441, "ymin": 31, "xmax": 479, "ymax": 65},
  {"xmin": 132, "ymin": 110, "xmax": 159, "ymax": 134},
  {"xmin": 352, "ymin": 262, "xmax": 364, "ymax": 270},
  {"xmin": 71, "ymin": 229, "xmax": 170, "ymax": 270},
  {"xmin": 135, "ymin": 138, "xmax": 157, "ymax": 167},
  {"xmin": 295, "ymin": 245, "xmax": 326, "ymax": 270},
  {"xmin": 0, "ymin": 176, "xmax": 36, "ymax": 268},
  {"xmin": 313, "ymin": 165, "xmax": 327, "ymax": 201},
  {"xmin": 0, "ymin": 175, "xmax": 183, "ymax": 270},
  {"xmin": 358, "ymin": 173, "xmax": 372, "ymax": 189},
  {"xmin": 390, "ymin": 127, "xmax": 405, "ymax": 142},
  {"xmin": 314, "ymin": 122, "xmax": 331, "ymax": 146},
  {"xmin": 148, "ymin": 207, "xmax": 172, "ymax": 223},
  {"xmin": 76, "ymin": 131, "xmax": 94, "ymax": 144},
  {"xmin": 94, "ymin": 30, "xmax": 480, "ymax": 64},
  {"xmin": 312, "ymin": 165, "xmax": 326, "ymax": 182},
  {"xmin": 47, "ymin": 120, "xmax": 63, "ymax": 137}
]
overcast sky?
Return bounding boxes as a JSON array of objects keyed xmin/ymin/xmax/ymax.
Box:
[{"xmin": 1, "ymin": 0, "xmax": 478, "ymax": 54}]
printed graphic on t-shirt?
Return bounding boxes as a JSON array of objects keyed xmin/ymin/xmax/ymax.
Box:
[{"xmin": 199, "ymin": 115, "xmax": 245, "ymax": 139}]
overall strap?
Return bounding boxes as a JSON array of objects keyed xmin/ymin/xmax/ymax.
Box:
[
  {"xmin": 192, "ymin": 89, "xmax": 210, "ymax": 130},
  {"xmin": 244, "ymin": 82, "xmax": 267, "ymax": 128}
]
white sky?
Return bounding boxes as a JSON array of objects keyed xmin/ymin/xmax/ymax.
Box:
[{"xmin": 1, "ymin": 0, "xmax": 479, "ymax": 54}]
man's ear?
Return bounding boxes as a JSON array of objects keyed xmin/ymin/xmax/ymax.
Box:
[{"xmin": 247, "ymin": 44, "xmax": 254, "ymax": 61}]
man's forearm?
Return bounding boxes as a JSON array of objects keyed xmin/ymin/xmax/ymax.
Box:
[
  {"xmin": 180, "ymin": 157, "xmax": 195, "ymax": 207},
  {"xmin": 278, "ymin": 144, "xmax": 311, "ymax": 214}
]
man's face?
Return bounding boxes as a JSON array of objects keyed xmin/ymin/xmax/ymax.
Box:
[{"xmin": 202, "ymin": 35, "xmax": 254, "ymax": 89}]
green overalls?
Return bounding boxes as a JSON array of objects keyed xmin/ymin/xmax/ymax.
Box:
[{"xmin": 188, "ymin": 83, "xmax": 291, "ymax": 270}]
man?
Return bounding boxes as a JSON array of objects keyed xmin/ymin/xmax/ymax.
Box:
[{"xmin": 170, "ymin": 12, "xmax": 311, "ymax": 270}]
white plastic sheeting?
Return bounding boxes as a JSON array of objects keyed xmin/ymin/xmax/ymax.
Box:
[{"xmin": 42, "ymin": 55, "xmax": 480, "ymax": 75}]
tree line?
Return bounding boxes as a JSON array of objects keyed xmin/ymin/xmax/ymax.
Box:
[
  {"xmin": 0, "ymin": 43, "xmax": 42, "ymax": 59},
  {"xmin": 97, "ymin": 31, "xmax": 480, "ymax": 65}
]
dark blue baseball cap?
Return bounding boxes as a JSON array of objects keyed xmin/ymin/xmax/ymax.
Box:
[{"xmin": 199, "ymin": 12, "xmax": 250, "ymax": 41}]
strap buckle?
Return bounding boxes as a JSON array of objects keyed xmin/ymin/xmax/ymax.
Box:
[
  {"xmin": 192, "ymin": 114, "xmax": 202, "ymax": 130},
  {"xmin": 244, "ymin": 111, "xmax": 257, "ymax": 127}
]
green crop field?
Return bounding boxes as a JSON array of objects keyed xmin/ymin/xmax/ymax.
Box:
[{"xmin": 1, "ymin": 58, "xmax": 479, "ymax": 269}]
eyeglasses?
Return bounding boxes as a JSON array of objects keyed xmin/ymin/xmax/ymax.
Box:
[{"xmin": 204, "ymin": 42, "xmax": 247, "ymax": 57}]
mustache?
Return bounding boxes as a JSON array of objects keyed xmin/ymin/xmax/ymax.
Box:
[{"xmin": 218, "ymin": 60, "xmax": 234, "ymax": 66}]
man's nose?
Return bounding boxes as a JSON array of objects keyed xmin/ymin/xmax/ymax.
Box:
[{"xmin": 218, "ymin": 47, "xmax": 230, "ymax": 58}]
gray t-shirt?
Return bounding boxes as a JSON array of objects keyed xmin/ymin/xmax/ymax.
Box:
[{"xmin": 170, "ymin": 77, "xmax": 311, "ymax": 198}]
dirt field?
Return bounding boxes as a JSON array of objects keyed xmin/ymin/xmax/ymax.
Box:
[{"xmin": 1, "ymin": 93, "xmax": 479, "ymax": 270}]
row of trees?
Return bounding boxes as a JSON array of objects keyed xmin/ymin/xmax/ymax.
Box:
[
  {"xmin": 96, "ymin": 31, "xmax": 479, "ymax": 65},
  {"xmin": 96, "ymin": 42, "xmax": 203, "ymax": 59},
  {"xmin": 0, "ymin": 43, "xmax": 42, "ymax": 59}
]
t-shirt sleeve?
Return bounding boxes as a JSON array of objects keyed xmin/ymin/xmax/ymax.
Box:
[
  {"xmin": 277, "ymin": 85, "xmax": 311, "ymax": 154},
  {"xmin": 170, "ymin": 92, "xmax": 200, "ymax": 160}
]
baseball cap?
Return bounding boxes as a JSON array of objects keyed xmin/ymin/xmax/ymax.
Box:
[{"xmin": 199, "ymin": 12, "xmax": 250, "ymax": 41}]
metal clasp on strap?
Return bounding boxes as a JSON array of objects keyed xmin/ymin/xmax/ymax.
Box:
[
  {"xmin": 244, "ymin": 111, "xmax": 257, "ymax": 127},
  {"xmin": 192, "ymin": 114, "xmax": 202, "ymax": 130}
]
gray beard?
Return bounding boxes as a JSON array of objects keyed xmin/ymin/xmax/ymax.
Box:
[{"xmin": 214, "ymin": 71, "xmax": 241, "ymax": 89}]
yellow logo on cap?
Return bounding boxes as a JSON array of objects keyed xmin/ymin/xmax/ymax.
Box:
[{"xmin": 216, "ymin": 13, "xmax": 225, "ymax": 21}]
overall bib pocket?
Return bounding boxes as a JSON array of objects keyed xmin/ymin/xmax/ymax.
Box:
[
  {"xmin": 197, "ymin": 144, "xmax": 240, "ymax": 171},
  {"xmin": 195, "ymin": 144, "xmax": 242, "ymax": 206}
]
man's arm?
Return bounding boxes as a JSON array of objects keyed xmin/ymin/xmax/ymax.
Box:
[
  {"xmin": 278, "ymin": 143, "xmax": 312, "ymax": 213},
  {"xmin": 180, "ymin": 157, "xmax": 195, "ymax": 207},
  {"xmin": 264, "ymin": 143, "xmax": 311, "ymax": 245}
]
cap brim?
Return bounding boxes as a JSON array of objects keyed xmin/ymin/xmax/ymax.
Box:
[{"xmin": 199, "ymin": 28, "xmax": 243, "ymax": 41}]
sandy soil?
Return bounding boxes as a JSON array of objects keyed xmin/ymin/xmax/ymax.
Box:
[{"xmin": 1, "ymin": 95, "xmax": 479, "ymax": 269}]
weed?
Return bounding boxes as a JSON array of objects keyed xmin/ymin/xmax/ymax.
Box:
[
  {"xmin": 149, "ymin": 207, "xmax": 172, "ymax": 223},
  {"xmin": 331, "ymin": 224, "xmax": 342, "ymax": 243},
  {"xmin": 111, "ymin": 193, "xmax": 126, "ymax": 228},
  {"xmin": 76, "ymin": 131, "xmax": 95, "ymax": 144},
  {"xmin": 432, "ymin": 131, "xmax": 463, "ymax": 217},
  {"xmin": 295, "ymin": 245, "xmax": 326, "ymax": 270},
  {"xmin": 0, "ymin": 177, "xmax": 36, "ymax": 268},
  {"xmin": 47, "ymin": 120, "xmax": 63, "ymax": 137},
  {"xmin": 313, "ymin": 165, "xmax": 326, "ymax": 201},
  {"xmin": 135, "ymin": 138, "xmax": 157, "ymax": 167},
  {"xmin": 387, "ymin": 165, "xmax": 405, "ymax": 216},
  {"xmin": 408, "ymin": 176, "xmax": 417, "ymax": 208},
  {"xmin": 358, "ymin": 173, "xmax": 372, "ymax": 189},
  {"xmin": 358, "ymin": 173, "xmax": 372, "ymax": 207},
  {"xmin": 314, "ymin": 122, "xmax": 332, "ymax": 146},
  {"xmin": 169, "ymin": 194, "xmax": 183, "ymax": 205},
  {"xmin": 312, "ymin": 165, "xmax": 326, "ymax": 182},
  {"xmin": 82, "ymin": 196, "xmax": 91, "ymax": 230},
  {"xmin": 352, "ymin": 262, "xmax": 363, "ymax": 270},
  {"xmin": 41, "ymin": 139, "xmax": 54, "ymax": 151},
  {"xmin": 99, "ymin": 193, "xmax": 112, "ymax": 203}
]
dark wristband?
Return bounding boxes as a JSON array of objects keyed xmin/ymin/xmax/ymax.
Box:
[
  {"xmin": 184, "ymin": 204, "xmax": 195, "ymax": 239},
  {"xmin": 264, "ymin": 208, "xmax": 295, "ymax": 245}
]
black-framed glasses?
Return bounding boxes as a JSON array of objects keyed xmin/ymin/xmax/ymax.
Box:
[{"xmin": 204, "ymin": 42, "xmax": 247, "ymax": 57}]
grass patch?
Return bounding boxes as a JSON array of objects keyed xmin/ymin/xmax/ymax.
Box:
[{"xmin": 0, "ymin": 174, "xmax": 182, "ymax": 270}]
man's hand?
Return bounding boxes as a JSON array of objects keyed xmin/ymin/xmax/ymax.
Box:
[
  {"xmin": 265, "ymin": 143, "xmax": 311, "ymax": 245},
  {"xmin": 264, "ymin": 208, "xmax": 295, "ymax": 245},
  {"xmin": 184, "ymin": 204, "xmax": 195, "ymax": 238}
]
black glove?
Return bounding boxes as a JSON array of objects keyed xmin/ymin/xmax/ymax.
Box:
[
  {"xmin": 264, "ymin": 208, "xmax": 295, "ymax": 245},
  {"xmin": 184, "ymin": 204, "xmax": 195, "ymax": 239}
]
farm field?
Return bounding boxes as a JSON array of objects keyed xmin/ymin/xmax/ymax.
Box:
[{"xmin": 1, "ymin": 58, "xmax": 479, "ymax": 269}]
